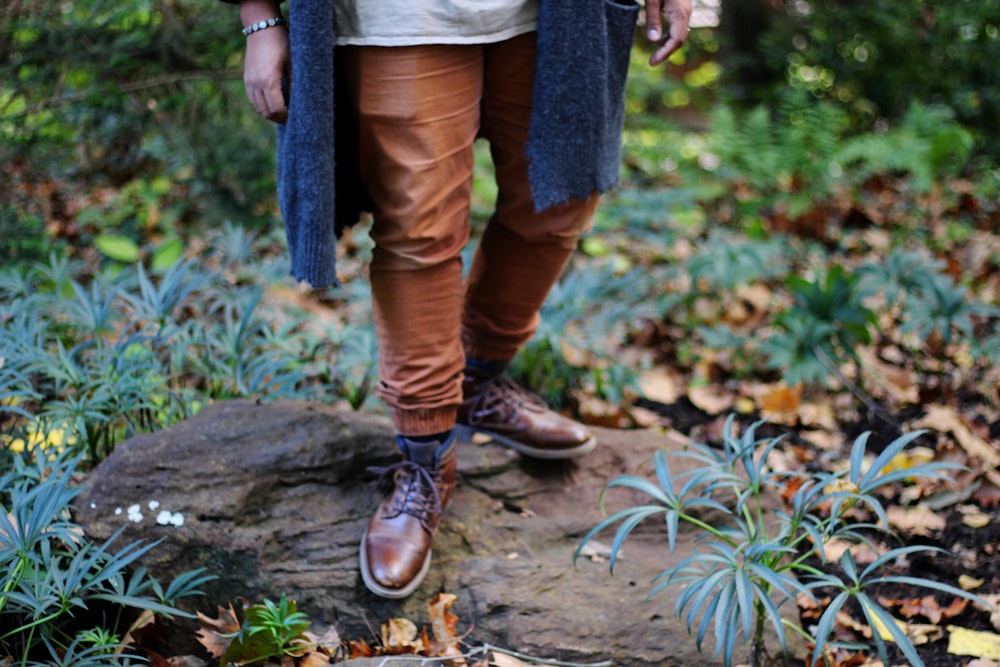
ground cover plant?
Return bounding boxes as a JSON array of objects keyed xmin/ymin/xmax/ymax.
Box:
[
  {"xmin": 576, "ymin": 418, "xmax": 985, "ymax": 667},
  {"xmin": 0, "ymin": 451, "xmax": 211, "ymax": 664}
]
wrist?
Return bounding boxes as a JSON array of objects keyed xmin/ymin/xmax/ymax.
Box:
[{"xmin": 239, "ymin": 0, "xmax": 283, "ymax": 26}]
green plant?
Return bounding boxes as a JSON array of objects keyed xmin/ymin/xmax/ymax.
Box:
[
  {"xmin": 0, "ymin": 451, "xmax": 212, "ymax": 665},
  {"xmin": 576, "ymin": 417, "xmax": 978, "ymax": 667},
  {"xmin": 0, "ymin": 233, "xmax": 380, "ymax": 463},
  {"xmin": 685, "ymin": 232, "xmax": 789, "ymax": 292},
  {"xmin": 218, "ymin": 596, "xmax": 314, "ymax": 665},
  {"xmin": 835, "ymin": 104, "xmax": 975, "ymax": 192},
  {"xmin": 510, "ymin": 262, "xmax": 651, "ymax": 409},
  {"xmin": 761, "ymin": 265, "xmax": 875, "ymax": 387},
  {"xmin": 858, "ymin": 247, "xmax": 1000, "ymax": 353}
]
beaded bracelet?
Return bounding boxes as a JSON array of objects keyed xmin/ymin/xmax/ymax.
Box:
[{"xmin": 242, "ymin": 17, "xmax": 287, "ymax": 37}]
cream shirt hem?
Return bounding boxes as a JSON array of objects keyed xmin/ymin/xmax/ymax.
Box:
[{"xmin": 334, "ymin": 23, "xmax": 537, "ymax": 47}]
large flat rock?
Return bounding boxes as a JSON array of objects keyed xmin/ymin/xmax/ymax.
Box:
[{"xmin": 76, "ymin": 400, "xmax": 743, "ymax": 666}]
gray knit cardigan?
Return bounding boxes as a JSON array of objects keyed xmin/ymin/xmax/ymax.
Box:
[{"xmin": 254, "ymin": 0, "xmax": 638, "ymax": 287}]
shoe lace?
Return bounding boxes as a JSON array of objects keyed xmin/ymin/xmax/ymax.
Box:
[
  {"xmin": 466, "ymin": 375, "xmax": 546, "ymax": 425},
  {"xmin": 368, "ymin": 460, "xmax": 442, "ymax": 529}
]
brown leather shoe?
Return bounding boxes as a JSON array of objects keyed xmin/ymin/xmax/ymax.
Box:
[
  {"xmin": 456, "ymin": 367, "xmax": 596, "ymax": 459},
  {"xmin": 360, "ymin": 435, "xmax": 456, "ymax": 599}
]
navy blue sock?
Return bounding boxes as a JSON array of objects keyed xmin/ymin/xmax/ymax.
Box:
[
  {"xmin": 465, "ymin": 357, "xmax": 508, "ymax": 376},
  {"xmin": 401, "ymin": 430, "xmax": 453, "ymax": 444}
]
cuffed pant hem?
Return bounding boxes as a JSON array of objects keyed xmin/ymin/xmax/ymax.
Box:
[{"xmin": 391, "ymin": 406, "xmax": 459, "ymax": 437}]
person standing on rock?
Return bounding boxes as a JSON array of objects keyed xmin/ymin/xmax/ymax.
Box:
[{"xmin": 225, "ymin": 0, "xmax": 692, "ymax": 599}]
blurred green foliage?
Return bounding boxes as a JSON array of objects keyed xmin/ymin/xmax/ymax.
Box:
[
  {"xmin": 717, "ymin": 0, "xmax": 1000, "ymax": 157},
  {"xmin": 1, "ymin": 0, "xmax": 277, "ymax": 266}
]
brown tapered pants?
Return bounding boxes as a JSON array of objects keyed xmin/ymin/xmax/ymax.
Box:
[{"xmin": 341, "ymin": 32, "xmax": 599, "ymax": 436}]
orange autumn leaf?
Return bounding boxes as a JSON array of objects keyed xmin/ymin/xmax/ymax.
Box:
[
  {"xmin": 759, "ymin": 383, "xmax": 802, "ymax": 415},
  {"xmin": 195, "ymin": 603, "xmax": 241, "ymax": 658},
  {"xmin": 428, "ymin": 592, "xmax": 470, "ymax": 655},
  {"xmin": 347, "ymin": 639, "xmax": 377, "ymax": 659},
  {"xmin": 883, "ymin": 594, "xmax": 970, "ymax": 624}
]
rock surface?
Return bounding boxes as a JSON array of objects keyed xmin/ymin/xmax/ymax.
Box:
[{"xmin": 76, "ymin": 400, "xmax": 743, "ymax": 666}]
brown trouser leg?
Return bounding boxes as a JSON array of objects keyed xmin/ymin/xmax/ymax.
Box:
[{"xmin": 341, "ymin": 34, "xmax": 597, "ymax": 436}]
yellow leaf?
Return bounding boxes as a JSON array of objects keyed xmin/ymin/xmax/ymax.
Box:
[
  {"xmin": 960, "ymin": 574, "xmax": 986, "ymax": 590},
  {"xmin": 882, "ymin": 446, "xmax": 936, "ymax": 475},
  {"xmin": 963, "ymin": 511, "xmax": 992, "ymax": 528},
  {"xmin": 948, "ymin": 625, "xmax": 1000, "ymax": 659},
  {"xmin": 871, "ymin": 612, "xmax": 908, "ymax": 641}
]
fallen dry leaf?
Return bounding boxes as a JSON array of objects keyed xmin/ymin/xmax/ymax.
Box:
[
  {"xmin": 962, "ymin": 511, "xmax": 992, "ymax": 528},
  {"xmin": 195, "ymin": 603, "xmax": 241, "ymax": 659},
  {"xmin": 757, "ymin": 382, "xmax": 802, "ymax": 418},
  {"xmin": 296, "ymin": 653, "xmax": 331, "ymax": 667},
  {"xmin": 802, "ymin": 428, "xmax": 840, "ymax": 451},
  {"xmin": 914, "ymin": 406, "xmax": 1000, "ymax": 468},
  {"xmin": 882, "ymin": 446, "xmax": 936, "ymax": 476},
  {"xmin": 884, "ymin": 594, "xmax": 969, "ymax": 624},
  {"xmin": 973, "ymin": 594, "xmax": 1000, "ymax": 632},
  {"xmin": 856, "ymin": 347, "xmax": 919, "ymax": 404},
  {"xmin": 295, "ymin": 626, "xmax": 342, "ymax": 664},
  {"xmin": 886, "ymin": 504, "xmax": 946, "ymax": 536},
  {"xmin": 577, "ymin": 395, "xmax": 631, "ymax": 428},
  {"xmin": 821, "ymin": 537, "xmax": 886, "ymax": 564},
  {"xmin": 960, "ymin": 574, "xmax": 986, "ymax": 591},
  {"xmin": 347, "ymin": 639, "xmax": 377, "ymax": 659},
  {"xmin": 427, "ymin": 592, "xmax": 464, "ymax": 655},
  {"xmin": 637, "ymin": 368, "xmax": 681, "ymax": 404},
  {"xmin": 975, "ymin": 472, "xmax": 1000, "ymax": 507},
  {"xmin": 490, "ymin": 651, "xmax": 534, "ymax": 667},
  {"xmin": 688, "ymin": 383, "xmax": 735, "ymax": 415},
  {"xmin": 381, "ymin": 617, "xmax": 423, "ymax": 654},
  {"xmin": 949, "ymin": 625, "xmax": 1000, "ymax": 659}
]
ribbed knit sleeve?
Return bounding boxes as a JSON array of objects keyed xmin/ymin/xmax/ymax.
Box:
[
  {"xmin": 528, "ymin": 0, "xmax": 638, "ymax": 211},
  {"xmin": 275, "ymin": 2, "xmax": 341, "ymax": 288}
]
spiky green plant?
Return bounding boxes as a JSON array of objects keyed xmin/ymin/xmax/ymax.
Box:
[{"xmin": 576, "ymin": 417, "xmax": 980, "ymax": 667}]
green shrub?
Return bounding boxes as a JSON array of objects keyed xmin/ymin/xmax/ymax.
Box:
[
  {"xmin": 0, "ymin": 229, "xmax": 375, "ymax": 463},
  {"xmin": 0, "ymin": 451, "xmax": 211, "ymax": 664},
  {"xmin": 721, "ymin": 0, "xmax": 1000, "ymax": 158},
  {"xmin": 510, "ymin": 261, "xmax": 652, "ymax": 409},
  {"xmin": 577, "ymin": 417, "xmax": 980, "ymax": 667}
]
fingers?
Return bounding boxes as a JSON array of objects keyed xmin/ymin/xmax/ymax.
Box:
[
  {"xmin": 645, "ymin": 0, "xmax": 663, "ymax": 42},
  {"xmin": 243, "ymin": 28, "xmax": 290, "ymax": 124},
  {"xmin": 647, "ymin": 0, "xmax": 692, "ymax": 67}
]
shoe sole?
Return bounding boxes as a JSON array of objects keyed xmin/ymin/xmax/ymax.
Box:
[
  {"xmin": 359, "ymin": 528, "xmax": 432, "ymax": 599},
  {"xmin": 454, "ymin": 424, "xmax": 597, "ymax": 459}
]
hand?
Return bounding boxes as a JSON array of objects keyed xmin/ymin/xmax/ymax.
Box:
[
  {"xmin": 645, "ymin": 0, "xmax": 693, "ymax": 67},
  {"xmin": 240, "ymin": 0, "xmax": 290, "ymax": 123},
  {"xmin": 243, "ymin": 28, "xmax": 290, "ymax": 123}
]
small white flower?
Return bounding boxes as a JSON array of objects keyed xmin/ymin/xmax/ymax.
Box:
[
  {"xmin": 114, "ymin": 507, "xmax": 123, "ymax": 515},
  {"xmin": 90, "ymin": 503, "xmax": 96, "ymax": 509},
  {"xmin": 156, "ymin": 510, "xmax": 185, "ymax": 527},
  {"xmin": 148, "ymin": 500, "xmax": 160, "ymax": 510},
  {"xmin": 127, "ymin": 504, "xmax": 143, "ymax": 523}
]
